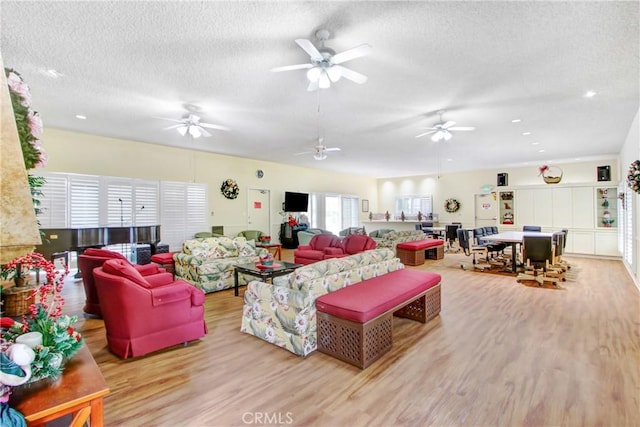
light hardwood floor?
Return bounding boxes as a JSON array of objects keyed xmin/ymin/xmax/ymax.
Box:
[{"xmin": 60, "ymin": 250, "xmax": 639, "ymax": 427}]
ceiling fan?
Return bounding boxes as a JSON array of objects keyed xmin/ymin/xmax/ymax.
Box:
[
  {"xmin": 271, "ymin": 29, "xmax": 372, "ymax": 91},
  {"xmin": 415, "ymin": 111, "xmax": 475, "ymax": 142},
  {"xmin": 159, "ymin": 113, "xmax": 230, "ymax": 138},
  {"xmin": 294, "ymin": 138, "xmax": 341, "ymax": 160}
]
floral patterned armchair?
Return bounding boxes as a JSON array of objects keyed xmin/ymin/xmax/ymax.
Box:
[
  {"xmin": 241, "ymin": 248, "xmax": 404, "ymax": 356},
  {"xmin": 173, "ymin": 236, "xmax": 268, "ymax": 293}
]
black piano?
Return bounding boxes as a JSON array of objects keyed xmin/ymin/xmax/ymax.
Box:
[{"xmin": 36, "ymin": 225, "xmax": 161, "ymax": 274}]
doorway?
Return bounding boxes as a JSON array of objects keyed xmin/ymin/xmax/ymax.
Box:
[
  {"xmin": 474, "ymin": 193, "xmax": 497, "ymax": 227},
  {"xmin": 248, "ymin": 189, "xmax": 271, "ymax": 236}
]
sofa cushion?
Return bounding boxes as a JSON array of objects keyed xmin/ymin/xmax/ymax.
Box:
[
  {"xmin": 316, "ymin": 269, "xmax": 441, "ymax": 323},
  {"xmin": 102, "ymin": 259, "xmax": 149, "ymax": 288},
  {"xmin": 397, "ymin": 239, "xmax": 444, "ymax": 250}
]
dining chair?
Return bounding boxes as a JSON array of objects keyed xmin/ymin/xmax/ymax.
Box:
[
  {"xmin": 516, "ymin": 235, "xmax": 562, "ymax": 285},
  {"xmin": 457, "ymin": 228, "xmax": 489, "ymax": 270},
  {"xmin": 522, "ymin": 225, "xmax": 542, "ymax": 232},
  {"xmin": 445, "ymin": 224, "xmax": 461, "ymax": 252}
]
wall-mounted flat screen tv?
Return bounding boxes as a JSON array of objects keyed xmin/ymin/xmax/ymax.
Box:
[{"xmin": 284, "ymin": 191, "xmax": 309, "ymax": 212}]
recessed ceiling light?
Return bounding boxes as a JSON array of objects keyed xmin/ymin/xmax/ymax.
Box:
[
  {"xmin": 522, "ymin": 132, "xmax": 531, "ymax": 136},
  {"xmin": 75, "ymin": 115, "xmax": 87, "ymax": 120},
  {"xmin": 44, "ymin": 69, "xmax": 63, "ymax": 78},
  {"xmin": 511, "ymin": 119, "xmax": 521, "ymax": 123},
  {"xmin": 531, "ymin": 142, "xmax": 540, "ymax": 145},
  {"xmin": 538, "ymin": 149, "xmax": 545, "ymax": 153},
  {"xmin": 584, "ymin": 90, "xmax": 597, "ymax": 98},
  {"xmin": 446, "ymin": 158, "xmax": 453, "ymax": 162}
]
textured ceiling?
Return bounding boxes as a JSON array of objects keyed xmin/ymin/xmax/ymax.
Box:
[{"xmin": 1, "ymin": 1, "xmax": 638, "ymax": 178}]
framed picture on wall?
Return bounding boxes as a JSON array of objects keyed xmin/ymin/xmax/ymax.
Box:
[{"xmin": 362, "ymin": 199, "xmax": 369, "ymax": 212}]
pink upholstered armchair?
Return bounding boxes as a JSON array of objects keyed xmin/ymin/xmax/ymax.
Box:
[
  {"xmin": 92, "ymin": 258, "xmax": 207, "ymax": 359},
  {"xmin": 293, "ymin": 234, "xmax": 343, "ymax": 265},
  {"xmin": 78, "ymin": 248, "xmax": 166, "ymax": 317},
  {"xmin": 340, "ymin": 234, "xmax": 377, "ymax": 255}
]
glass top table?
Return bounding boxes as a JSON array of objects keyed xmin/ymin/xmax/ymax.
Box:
[{"xmin": 234, "ymin": 261, "xmax": 301, "ymax": 296}]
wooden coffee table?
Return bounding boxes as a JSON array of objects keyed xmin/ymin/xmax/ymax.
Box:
[
  {"xmin": 234, "ymin": 261, "xmax": 301, "ymax": 296},
  {"xmin": 10, "ymin": 345, "xmax": 109, "ymax": 426}
]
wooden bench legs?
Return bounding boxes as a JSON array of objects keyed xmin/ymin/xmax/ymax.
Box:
[{"xmin": 317, "ymin": 284, "xmax": 441, "ymax": 369}]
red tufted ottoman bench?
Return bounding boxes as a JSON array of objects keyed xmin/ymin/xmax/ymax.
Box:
[
  {"xmin": 150, "ymin": 252, "xmax": 176, "ymax": 277},
  {"xmin": 316, "ymin": 268, "xmax": 441, "ymax": 369},
  {"xmin": 396, "ymin": 239, "xmax": 445, "ymax": 266}
]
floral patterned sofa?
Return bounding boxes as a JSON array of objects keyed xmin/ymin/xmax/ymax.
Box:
[
  {"xmin": 241, "ymin": 248, "xmax": 404, "ymax": 356},
  {"xmin": 174, "ymin": 236, "xmax": 268, "ymax": 293},
  {"xmin": 376, "ymin": 230, "xmax": 427, "ymax": 252}
]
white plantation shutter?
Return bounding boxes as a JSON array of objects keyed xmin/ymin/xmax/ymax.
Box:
[
  {"xmin": 134, "ymin": 181, "xmax": 159, "ymax": 226},
  {"xmin": 69, "ymin": 175, "xmax": 100, "ymax": 227},
  {"xmin": 27, "ymin": 172, "xmax": 204, "ymax": 252},
  {"xmin": 37, "ymin": 173, "xmax": 68, "ymax": 228},
  {"xmin": 160, "ymin": 182, "xmax": 207, "ymax": 251},
  {"xmin": 105, "ymin": 179, "xmax": 133, "ymax": 226},
  {"xmin": 186, "ymin": 183, "xmax": 207, "ymax": 239}
]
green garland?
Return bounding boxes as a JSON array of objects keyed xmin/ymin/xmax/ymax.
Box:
[
  {"xmin": 444, "ymin": 198, "xmax": 461, "ymax": 213},
  {"xmin": 627, "ymin": 160, "xmax": 640, "ymax": 194},
  {"xmin": 221, "ymin": 179, "xmax": 239, "ymax": 199}
]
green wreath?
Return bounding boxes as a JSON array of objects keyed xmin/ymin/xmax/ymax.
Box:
[
  {"xmin": 627, "ymin": 160, "xmax": 640, "ymax": 194},
  {"xmin": 444, "ymin": 198, "xmax": 461, "ymax": 213},
  {"xmin": 221, "ymin": 179, "xmax": 239, "ymax": 199}
]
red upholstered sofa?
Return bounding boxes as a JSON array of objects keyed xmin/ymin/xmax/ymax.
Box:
[
  {"xmin": 92, "ymin": 259, "xmax": 207, "ymax": 358},
  {"xmin": 293, "ymin": 234, "xmax": 343, "ymax": 265},
  {"xmin": 78, "ymin": 248, "xmax": 166, "ymax": 317}
]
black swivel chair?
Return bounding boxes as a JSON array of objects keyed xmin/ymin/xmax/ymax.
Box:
[
  {"xmin": 457, "ymin": 228, "xmax": 489, "ymax": 270},
  {"xmin": 516, "ymin": 236, "xmax": 561, "ymax": 285},
  {"xmin": 522, "ymin": 225, "xmax": 542, "ymax": 232},
  {"xmin": 445, "ymin": 224, "xmax": 461, "ymax": 252}
]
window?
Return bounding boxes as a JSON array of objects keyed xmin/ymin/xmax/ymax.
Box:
[
  {"xmin": 306, "ymin": 192, "xmax": 359, "ymax": 234},
  {"xmin": 395, "ymin": 195, "xmax": 433, "ymax": 219},
  {"xmin": 36, "ymin": 172, "xmax": 205, "ymax": 251}
]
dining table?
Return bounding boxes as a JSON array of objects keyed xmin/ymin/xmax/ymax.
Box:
[{"xmin": 481, "ymin": 231, "xmax": 555, "ymax": 273}]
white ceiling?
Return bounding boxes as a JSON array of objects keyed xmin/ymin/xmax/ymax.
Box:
[{"xmin": 2, "ymin": 1, "xmax": 638, "ymax": 178}]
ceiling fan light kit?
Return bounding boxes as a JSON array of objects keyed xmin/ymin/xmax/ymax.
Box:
[
  {"xmin": 272, "ymin": 29, "xmax": 371, "ymax": 91},
  {"xmin": 415, "ymin": 110, "xmax": 475, "ymax": 141},
  {"xmin": 159, "ymin": 112, "xmax": 230, "ymax": 139}
]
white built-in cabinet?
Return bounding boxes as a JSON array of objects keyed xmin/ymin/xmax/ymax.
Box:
[{"xmin": 496, "ymin": 184, "xmax": 620, "ymax": 257}]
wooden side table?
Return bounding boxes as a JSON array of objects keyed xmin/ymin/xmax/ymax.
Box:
[
  {"xmin": 256, "ymin": 243, "xmax": 282, "ymax": 260},
  {"xmin": 10, "ymin": 345, "xmax": 109, "ymax": 427}
]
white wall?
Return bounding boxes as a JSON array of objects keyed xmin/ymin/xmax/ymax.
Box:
[
  {"xmin": 39, "ymin": 128, "xmax": 378, "ymax": 238},
  {"xmin": 375, "ymin": 159, "xmax": 619, "ymax": 228}
]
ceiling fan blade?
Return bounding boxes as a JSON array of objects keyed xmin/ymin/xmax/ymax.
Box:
[
  {"xmin": 294, "ymin": 150, "xmax": 313, "ymax": 156},
  {"xmin": 199, "ymin": 123, "xmax": 231, "ymax": 131},
  {"xmin": 331, "ymin": 43, "xmax": 372, "ymax": 64},
  {"xmin": 295, "ymin": 38, "xmax": 323, "ymax": 61},
  {"xmin": 154, "ymin": 116, "xmax": 183, "ymax": 123},
  {"xmin": 333, "ymin": 65, "xmax": 367, "ymax": 84},
  {"xmin": 449, "ymin": 126, "xmax": 476, "ymax": 131},
  {"xmin": 307, "ymin": 80, "xmax": 319, "ymax": 92},
  {"xmin": 270, "ymin": 63, "xmax": 313, "ymax": 72},
  {"xmin": 415, "ymin": 130, "xmax": 436, "ymax": 138},
  {"xmin": 199, "ymin": 128, "xmax": 212, "ymax": 138},
  {"xmin": 443, "ymin": 131, "xmax": 453, "ymax": 141},
  {"xmin": 163, "ymin": 124, "xmax": 183, "ymax": 130},
  {"xmin": 325, "ymin": 147, "xmax": 341, "ymax": 152},
  {"xmin": 441, "ymin": 121, "xmax": 456, "ymax": 129}
]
